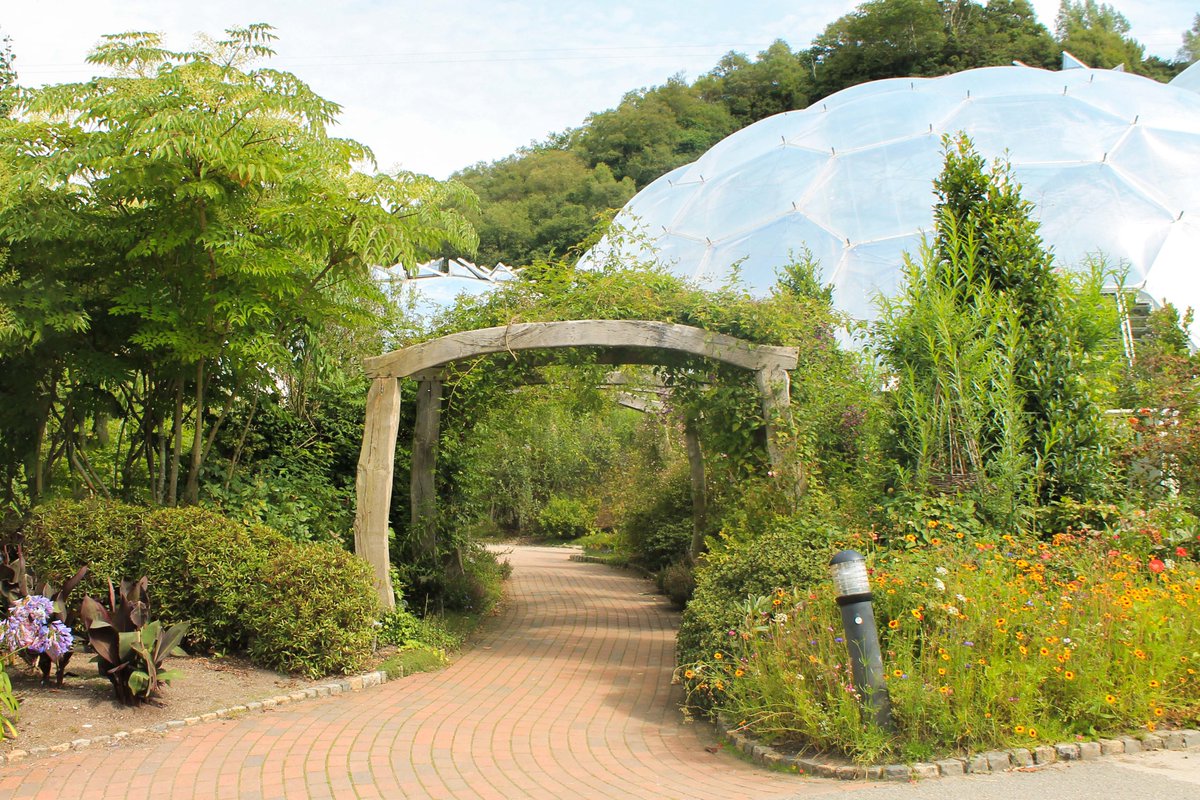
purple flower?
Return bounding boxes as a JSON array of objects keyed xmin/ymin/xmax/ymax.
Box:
[{"xmin": 3, "ymin": 595, "xmax": 73, "ymax": 661}]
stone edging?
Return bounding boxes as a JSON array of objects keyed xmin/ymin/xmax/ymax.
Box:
[
  {"xmin": 0, "ymin": 669, "xmax": 393, "ymax": 770},
  {"xmin": 718, "ymin": 716, "xmax": 1200, "ymax": 781}
]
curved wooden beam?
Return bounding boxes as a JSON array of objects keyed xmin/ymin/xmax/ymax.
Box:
[{"xmin": 364, "ymin": 320, "xmax": 799, "ymax": 378}]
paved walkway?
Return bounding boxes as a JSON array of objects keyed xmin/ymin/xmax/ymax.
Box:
[
  {"xmin": 5, "ymin": 545, "xmax": 1200, "ymax": 800},
  {"xmin": 0, "ymin": 546, "xmax": 832, "ymax": 800}
]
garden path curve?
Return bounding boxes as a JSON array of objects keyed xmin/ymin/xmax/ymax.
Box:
[{"xmin": 0, "ymin": 546, "xmax": 838, "ymax": 800}]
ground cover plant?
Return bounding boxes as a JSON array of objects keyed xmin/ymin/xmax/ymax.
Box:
[{"xmin": 682, "ymin": 526, "xmax": 1200, "ymax": 763}]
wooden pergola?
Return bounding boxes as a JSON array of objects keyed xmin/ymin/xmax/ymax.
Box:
[{"xmin": 353, "ymin": 320, "xmax": 800, "ymax": 610}]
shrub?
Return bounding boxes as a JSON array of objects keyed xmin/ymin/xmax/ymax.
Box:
[
  {"xmin": 620, "ymin": 462, "xmax": 694, "ymax": 570},
  {"xmin": 677, "ymin": 509, "xmax": 836, "ymax": 669},
  {"xmin": 248, "ymin": 539, "xmax": 380, "ymax": 678},
  {"xmin": 24, "ymin": 499, "xmax": 383, "ymax": 677},
  {"xmin": 139, "ymin": 507, "xmax": 282, "ymax": 653},
  {"xmin": 657, "ymin": 559, "xmax": 695, "ymax": 609},
  {"xmin": 23, "ymin": 500, "xmax": 281, "ymax": 654},
  {"xmin": 533, "ymin": 495, "xmax": 594, "ymax": 540}
]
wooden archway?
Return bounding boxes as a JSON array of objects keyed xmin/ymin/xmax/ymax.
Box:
[{"xmin": 353, "ymin": 320, "xmax": 800, "ymax": 609}]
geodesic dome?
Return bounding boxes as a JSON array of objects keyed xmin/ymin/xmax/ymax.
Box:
[
  {"xmin": 587, "ymin": 65, "xmax": 1200, "ymax": 341},
  {"xmin": 377, "ymin": 259, "xmax": 517, "ymax": 324}
]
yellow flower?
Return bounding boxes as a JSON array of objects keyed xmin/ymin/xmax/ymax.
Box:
[
  {"xmin": 1149, "ymin": 679, "xmax": 1160, "ymax": 688},
  {"xmin": 1106, "ymin": 694, "xmax": 1117, "ymax": 704},
  {"xmin": 888, "ymin": 619, "xmax": 900, "ymax": 629},
  {"xmin": 1019, "ymin": 645, "xmax": 1028, "ymax": 655},
  {"xmin": 893, "ymin": 669, "xmax": 903, "ymax": 677},
  {"xmin": 927, "ymin": 520, "xmax": 939, "ymax": 529},
  {"xmin": 1155, "ymin": 707, "xmax": 1165, "ymax": 717},
  {"xmin": 1039, "ymin": 647, "xmax": 1050, "ymax": 656},
  {"xmin": 930, "ymin": 537, "xmax": 942, "ymax": 546},
  {"xmin": 685, "ymin": 669, "xmax": 696, "ymax": 679},
  {"xmin": 714, "ymin": 652, "xmax": 724, "ymax": 660},
  {"xmin": 1064, "ymin": 671, "xmax": 1075, "ymax": 680},
  {"xmin": 1014, "ymin": 725, "xmax": 1026, "ymax": 734},
  {"xmin": 938, "ymin": 667, "xmax": 947, "ymax": 676},
  {"xmin": 1028, "ymin": 728, "xmax": 1038, "ymax": 738},
  {"xmin": 734, "ymin": 669, "xmax": 745, "ymax": 678},
  {"xmin": 911, "ymin": 609, "xmax": 924, "ymax": 621}
]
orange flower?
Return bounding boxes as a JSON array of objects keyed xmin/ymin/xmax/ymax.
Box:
[{"xmin": 888, "ymin": 619, "xmax": 900, "ymax": 629}]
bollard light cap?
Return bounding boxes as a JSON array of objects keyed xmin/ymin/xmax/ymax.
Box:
[{"xmin": 830, "ymin": 550, "xmax": 871, "ymax": 597}]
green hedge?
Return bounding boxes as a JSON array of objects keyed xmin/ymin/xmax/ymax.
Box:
[
  {"xmin": 248, "ymin": 540, "xmax": 380, "ymax": 677},
  {"xmin": 21, "ymin": 499, "xmax": 379, "ymax": 676}
]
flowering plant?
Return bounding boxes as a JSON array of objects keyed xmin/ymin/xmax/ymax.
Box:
[{"xmin": 3, "ymin": 595, "xmax": 75, "ymax": 661}]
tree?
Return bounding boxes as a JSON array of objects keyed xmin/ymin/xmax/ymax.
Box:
[
  {"xmin": 877, "ymin": 135, "xmax": 1112, "ymax": 515},
  {"xmin": 574, "ymin": 77, "xmax": 736, "ymax": 187},
  {"xmin": 1054, "ymin": 0, "xmax": 1146, "ymax": 71},
  {"xmin": 0, "ymin": 25, "xmax": 476, "ymax": 507},
  {"xmin": 810, "ymin": 0, "xmax": 1058, "ymax": 101},
  {"xmin": 454, "ymin": 148, "xmax": 634, "ymax": 266},
  {"xmin": 1180, "ymin": 13, "xmax": 1200, "ymax": 64},
  {"xmin": 695, "ymin": 41, "xmax": 814, "ymax": 126}
]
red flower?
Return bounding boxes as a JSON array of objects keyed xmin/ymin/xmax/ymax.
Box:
[
  {"xmin": 1149, "ymin": 558, "xmax": 1166, "ymax": 574},
  {"xmin": 1177, "ymin": 547, "xmax": 1188, "ymax": 557}
]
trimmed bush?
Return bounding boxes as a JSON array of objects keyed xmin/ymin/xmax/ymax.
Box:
[
  {"xmin": 248, "ymin": 540, "xmax": 380, "ymax": 677},
  {"xmin": 22, "ymin": 499, "xmax": 381, "ymax": 677}
]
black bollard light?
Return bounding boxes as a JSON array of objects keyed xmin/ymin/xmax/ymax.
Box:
[{"xmin": 829, "ymin": 550, "xmax": 893, "ymax": 731}]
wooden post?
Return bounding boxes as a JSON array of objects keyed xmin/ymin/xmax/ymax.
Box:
[
  {"xmin": 755, "ymin": 366, "xmax": 808, "ymax": 498},
  {"xmin": 684, "ymin": 419, "xmax": 708, "ymax": 562},
  {"xmin": 411, "ymin": 377, "xmax": 443, "ymax": 561},
  {"xmin": 353, "ymin": 376, "xmax": 401, "ymax": 611}
]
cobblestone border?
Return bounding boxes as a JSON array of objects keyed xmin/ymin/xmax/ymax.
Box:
[
  {"xmin": 0, "ymin": 669, "xmax": 393, "ymax": 769},
  {"xmin": 718, "ymin": 715, "xmax": 1200, "ymax": 781}
]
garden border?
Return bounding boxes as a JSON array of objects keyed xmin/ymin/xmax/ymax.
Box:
[
  {"xmin": 0, "ymin": 668, "xmax": 393, "ymax": 769},
  {"xmin": 717, "ymin": 714, "xmax": 1200, "ymax": 781}
]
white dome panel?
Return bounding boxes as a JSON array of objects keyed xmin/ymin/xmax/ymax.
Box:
[{"xmin": 587, "ymin": 66, "xmax": 1200, "ymax": 342}]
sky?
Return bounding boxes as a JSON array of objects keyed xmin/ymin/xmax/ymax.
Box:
[{"xmin": 4, "ymin": 1, "xmax": 1196, "ymax": 179}]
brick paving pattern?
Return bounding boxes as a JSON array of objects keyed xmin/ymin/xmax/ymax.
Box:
[{"xmin": 0, "ymin": 545, "xmax": 850, "ymax": 799}]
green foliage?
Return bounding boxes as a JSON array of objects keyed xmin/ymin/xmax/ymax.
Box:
[
  {"xmin": 23, "ymin": 500, "xmax": 277, "ymax": 653},
  {"xmin": 619, "ymin": 461, "xmax": 694, "ymax": 571},
  {"xmin": 875, "ymin": 135, "xmax": 1114, "ymax": 517},
  {"xmin": 677, "ymin": 502, "xmax": 838, "ymax": 669},
  {"xmin": 657, "ymin": 559, "xmax": 696, "ymax": 609},
  {"xmin": 247, "ymin": 540, "xmax": 380, "ymax": 678},
  {"xmin": 1115, "ymin": 306, "xmax": 1200, "ymax": 517},
  {"xmin": 455, "ymin": 149, "xmax": 635, "ymax": 266},
  {"xmin": 1181, "ymin": 14, "xmax": 1200, "ymax": 64},
  {"xmin": 0, "ymin": 24, "xmax": 476, "ymax": 507},
  {"xmin": 23, "ymin": 499, "xmax": 381, "ymax": 676},
  {"xmin": 79, "ymin": 577, "xmax": 188, "ymax": 706},
  {"xmin": 534, "ymin": 495, "xmax": 595, "ymax": 541},
  {"xmin": 1055, "ymin": 0, "xmax": 1146, "ymax": 72},
  {"xmin": 811, "ymin": 0, "xmax": 1058, "ymax": 100},
  {"xmin": 0, "ymin": 666, "xmax": 15, "ymax": 738}
]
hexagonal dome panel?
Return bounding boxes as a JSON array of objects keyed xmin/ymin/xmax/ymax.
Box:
[{"xmin": 588, "ymin": 65, "xmax": 1200, "ymax": 341}]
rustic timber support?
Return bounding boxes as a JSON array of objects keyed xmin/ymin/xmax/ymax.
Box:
[
  {"xmin": 411, "ymin": 377, "xmax": 443, "ymax": 562},
  {"xmin": 364, "ymin": 320, "xmax": 798, "ymax": 379},
  {"xmin": 755, "ymin": 365, "xmax": 807, "ymax": 497},
  {"xmin": 352, "ymin": 376, "xmax": 401, "ymax": 611},
  {"xmin": 684, "ymin": 419, "xmax": 708, "ymax": 562}
]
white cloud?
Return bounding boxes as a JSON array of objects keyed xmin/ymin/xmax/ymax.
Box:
[{"xmin": 4, "ymin": 1, "xmax": 1194, "ymax": 178}]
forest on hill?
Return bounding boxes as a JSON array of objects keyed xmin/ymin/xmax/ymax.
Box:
[{"xmin": 450, "ymin": 0, "xmax": 1198, "ymax": 267}]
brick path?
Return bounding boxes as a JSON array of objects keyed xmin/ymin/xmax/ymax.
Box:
[{"xmin": 0, "ymin": 545, "xmax": 853, "ymax": 799}]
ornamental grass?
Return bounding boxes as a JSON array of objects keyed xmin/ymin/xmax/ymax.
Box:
[{"xmin": 681, "ymin": 527, "xmax": 1200, "ymax": 763}]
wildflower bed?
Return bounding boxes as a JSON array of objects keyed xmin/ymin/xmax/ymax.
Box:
[{"xmin": 681, "ymin": 527, "xmax": 1200, "ymax": 764}]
